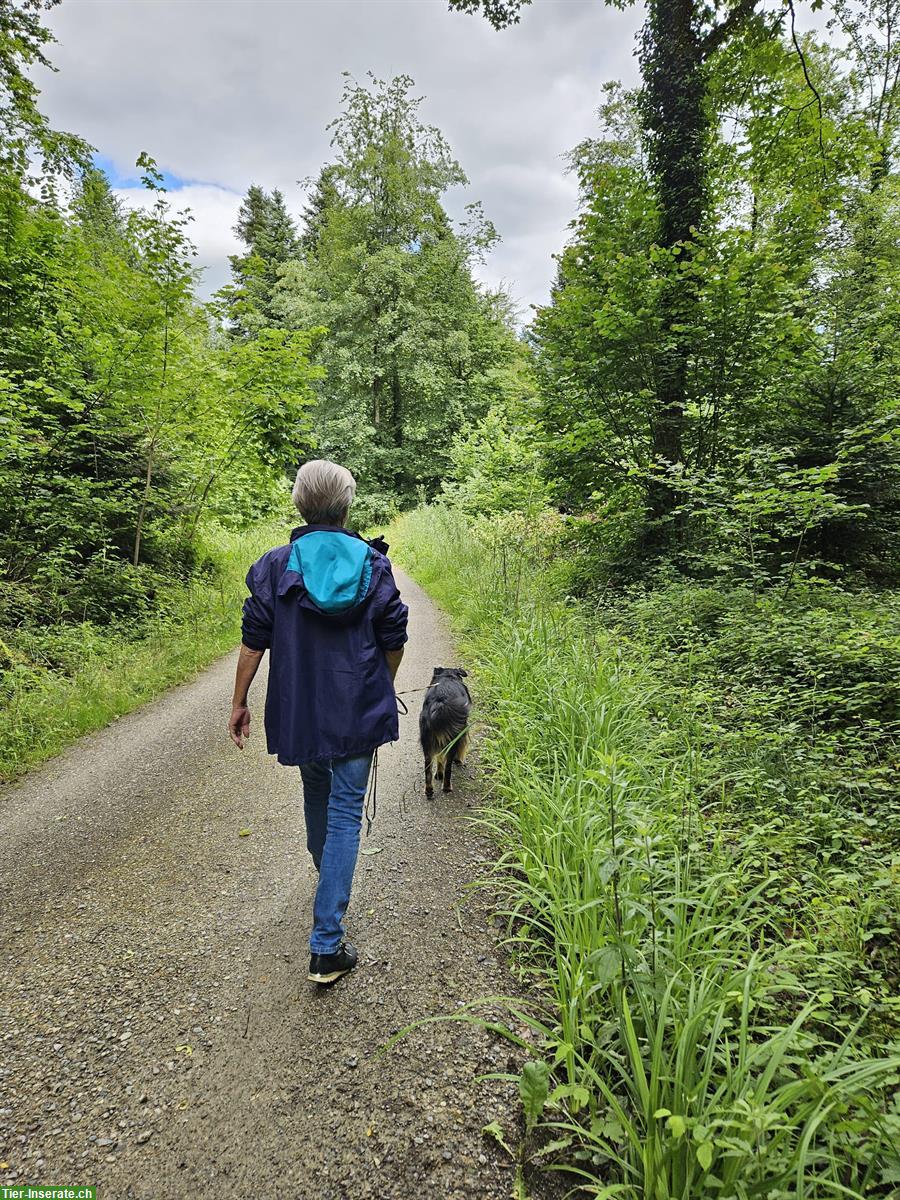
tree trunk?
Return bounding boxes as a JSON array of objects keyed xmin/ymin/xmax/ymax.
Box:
[
  {"xmin": 641, "ymin": 0, "xmax": 708, "ymax": 528},
  {"xmin": 391, "ymin": 365, "xmax": 402, "ymax": 446},
  {"xmin": 133, "ymin": 440, "xmax": 156, "ymax": 567}
]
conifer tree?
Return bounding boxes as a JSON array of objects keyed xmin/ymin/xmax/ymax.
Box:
[{"xmin": 225, "ymin": 185, "xmax": 301, "ymax": 337}]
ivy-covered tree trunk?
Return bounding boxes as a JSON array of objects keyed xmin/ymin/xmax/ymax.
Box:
[{"xmin": 641, "ymin": 0, "xmax": 708, "ymax": 527}]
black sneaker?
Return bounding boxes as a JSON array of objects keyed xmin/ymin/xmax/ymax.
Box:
[{"xmin": 308, "ymin": 941, "xmax": 358, "ymax": 985}]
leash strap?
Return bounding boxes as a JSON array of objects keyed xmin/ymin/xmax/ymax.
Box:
[
  {"xmin": 364, "ymin": 691, "xmax": 413, "ymax": 836},
  {"xmin": 364, "ymin": 748, "xmax": 379, "ymax": 836}
]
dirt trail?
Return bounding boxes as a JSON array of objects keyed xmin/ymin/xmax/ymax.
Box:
[{"xmin": 0, "ymin": 568, "xmax": 534, "ymax": 1200}]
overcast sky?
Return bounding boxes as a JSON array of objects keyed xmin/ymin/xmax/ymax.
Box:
[{"xmin": 36, "ymin": 0, "xmax": 824, "ymax": 314}]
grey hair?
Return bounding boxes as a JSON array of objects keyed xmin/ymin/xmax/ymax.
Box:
[{"xmin": 291, "ymin": 459, "xmax": 357, "ymax": 525}]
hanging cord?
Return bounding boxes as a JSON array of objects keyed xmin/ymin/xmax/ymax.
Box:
[
  {"xmin": 364, "ymin": 748, "xmax": 379, "ymax": 836},
  {"xmin": 394, "ymin": 685, "xmax": 434, "ymax": 718},
  {"xmin": 363, "ymin": 684, "xmax": 444, "ymax": 834},
  {"xmin": 363, "ymin": 694, "xmax": 413, "ymax": 837}
]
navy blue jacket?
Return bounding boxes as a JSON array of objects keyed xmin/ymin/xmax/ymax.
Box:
[{"xmin": 241, "ymin": 525, "xmax": 409, "ymax": 765}]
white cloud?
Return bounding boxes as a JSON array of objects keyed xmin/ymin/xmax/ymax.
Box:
[{"xmin": 113, "ymin": 183, "xmax": 244, "ymax": 295}]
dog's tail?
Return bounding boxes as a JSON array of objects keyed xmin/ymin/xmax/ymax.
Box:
[{"xmin": 422, "ymin": 695, "xmax": 469, "ymax": 754}]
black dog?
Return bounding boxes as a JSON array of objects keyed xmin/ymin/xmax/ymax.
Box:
[{"xmin": 420, "ymin": 667, "xmax": 471, "ymax": 797}]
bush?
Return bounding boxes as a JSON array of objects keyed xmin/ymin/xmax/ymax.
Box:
[
  {"xmin": 603, "ymin": 581, "xmax": 900, "ymax": 812},
  {"xmin": 0, "ymin": 521, "xmax": 281, "ymax": 780}
]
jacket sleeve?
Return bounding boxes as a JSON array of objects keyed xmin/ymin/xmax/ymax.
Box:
[
  {"xmin": 241, "ymin": 554, "xmax": 274, "ymax": 651},
  {"xmin": 373, "ymin": 562, "xmax": 409, "ymax": 651}
]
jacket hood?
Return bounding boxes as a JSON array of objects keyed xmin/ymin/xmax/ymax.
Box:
[{"xmin": 284, "ymin": 528, "xmax": 374, "ymax": 616}]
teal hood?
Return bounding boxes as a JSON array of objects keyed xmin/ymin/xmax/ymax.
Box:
[{"xmin": 286, "ymin": 531, "xmax": 373, "ymax": 613}]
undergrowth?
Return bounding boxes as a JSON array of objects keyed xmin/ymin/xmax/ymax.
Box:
[
  {"xmin": 0, "ymin": 522, "xmax": 280, "ymax": 782},
  {"xmin": 390, "ymin": 505, "xmax": 900, "ymax": 1199}
]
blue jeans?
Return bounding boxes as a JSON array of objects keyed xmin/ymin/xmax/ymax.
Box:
[{"xmin": 299, "ymin": 753, "xmax": 373, "ymax": 955}]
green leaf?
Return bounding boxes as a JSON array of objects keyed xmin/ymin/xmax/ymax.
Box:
[
  {"xmin": 519, "ymin": 1060, "xmax": 550, "ymax": 1127},
  {"xmin": 549, "ymin": 1083, "xmax": 590, "ymax": 1111},
  {"xmin": 535, "ymin": 1135, "xmax": 573, "ymax": 1159},
  {"xmin": 482, "ymin": 1120, "xmax": 513, "ymax": 1158},
  {"xmin": 666, "ymin": 1114, "xmax": 687, "ymax": 1138},
  {"xmin": 697, "ymin": 1141, "xmax": 714, "ymax": 1171},
  {"xmin": 599, "ymin": 854, "xmax": 619, "ymax": 884},
  {"xmin": 590, "ymin": 944, "xmax": 622, "ymax": 986}
]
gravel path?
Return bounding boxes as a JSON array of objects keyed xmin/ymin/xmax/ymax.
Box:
[{"xmin": 1, "ymin": 568, "xmax": 541, "ymax": 1200}]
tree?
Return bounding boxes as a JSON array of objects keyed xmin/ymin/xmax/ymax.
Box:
[
  {"xmin": 223, "ymin": 184, "xmax": 301, "ymax": 338},
  {"xmin": 0, "ymin": 0, "xmax": 89, "ymax": 183},
  {"xmin": 450, "ymin": 0, "xmax": 776, "ymax": 538},
  {"xmin": 831, "ymin": 0, "xmax": 900, "ymax": 183},
  {"xmin": 275, "ymin": 73, "xmax": 519, "ymax": 515},
  {"xmin": 300, "ymin": 164, "xmax": 343, "ymax": 254},
  {"xmin": 531, "ymin": 3, "xmax": 900, "ymax": 583},
  {"xmin": 0, "ymin": 1, "xmax": 325, "ymax": 647}
]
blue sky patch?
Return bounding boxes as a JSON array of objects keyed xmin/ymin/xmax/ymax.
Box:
[{"xmin": 92, "ymin": 153, "xmax": 233, "ymax": 195}]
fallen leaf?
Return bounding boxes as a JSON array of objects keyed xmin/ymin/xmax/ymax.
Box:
[
  {"xmin": 238, "ymin": 828, "xmax": 252, "ymax": 837},
  {"xmin": 360, "ymin": 847, "xmax": 383, "ymax": 856}
]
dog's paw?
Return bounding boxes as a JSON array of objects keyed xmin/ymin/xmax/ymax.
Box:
[{"xmin": 425, "ymin": 787, "xmax": 434, "ymax": 799}]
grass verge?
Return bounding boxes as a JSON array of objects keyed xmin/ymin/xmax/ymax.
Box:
[
  {"xmin": 390, "ymin": 505, "xmax": 900, "ymax": 1199},
  {"xmin": 0, "ymin": 522, "xmax": 279, "ymax": 783}
]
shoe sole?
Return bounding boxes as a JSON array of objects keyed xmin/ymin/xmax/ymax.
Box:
[{"xmin": 308, "ymin": 964, "xmax": 356, "ymax": 984}]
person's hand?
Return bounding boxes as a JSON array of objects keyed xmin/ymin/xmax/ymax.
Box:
[{"xmin": 228, "ymin": 704, "xmax": 251, "ymax": 749}]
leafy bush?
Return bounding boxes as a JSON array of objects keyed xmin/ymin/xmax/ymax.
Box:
[
  {"xmin": 603, "ymin": 581, "xmax": 900, "ymax": 812},
  {"xmin": 0, "ymin": 522, "xmax": 281, "ymax": 780},
  {"xmin": 441, "ymin": 401, "xmax": 548, "ymax": 517},
  {"xmin": 349, "ymin": 489, "xmax": 401, "ymax": 532}
]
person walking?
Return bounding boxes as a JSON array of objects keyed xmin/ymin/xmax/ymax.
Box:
[{"xmin": 227, "ymin": 460, "xmax": 408, "ymax": 984}]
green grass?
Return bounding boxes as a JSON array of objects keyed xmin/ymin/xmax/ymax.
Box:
[
  {"xmin": 0, "ymin": 522, "xmax": 280, "ymax": 782},
  {"xmin": 389, "ymin": 505, "xmax": 900, "ymax": 1199}
]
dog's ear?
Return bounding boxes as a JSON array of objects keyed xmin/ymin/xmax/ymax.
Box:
[
  {"xmin": 457, "ymin": 668, "xmax": 468, "ymax": 677},
  {"xmin": 433, "ymin": 666, "xmax": 447, "ymax": 675}
]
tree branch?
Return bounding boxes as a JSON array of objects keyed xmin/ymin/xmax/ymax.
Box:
[
  {"xmin": 786, "ymin": 0, "xmax": 827, "ymax": 172},
  {"xmin": 446, "ymin": 0, "xmax": 531, "ymax": 30},
  {"xmin": 700, "ymin": 0, "xmax": 760, "ymax": 60}
]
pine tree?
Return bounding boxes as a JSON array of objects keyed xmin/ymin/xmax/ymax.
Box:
[
  {"xmin": 300, "ymin": 165, "xmax": 342, "ymax": 254},
  {"xmin": 224, "ymin": 185, "xmax": 301, "ymax": 337}
]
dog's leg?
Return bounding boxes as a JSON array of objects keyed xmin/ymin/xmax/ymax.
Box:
[
  {"xmin": 442, "ymin": 747, "xmax": 456, "ymax": 794},
  {"xmin": 424, "ymin": 755, "xmax": 434, "ymax": 799},
  {"xmin": 456, "ymin": 732, "xmax": 469, "ymax": 765}
]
